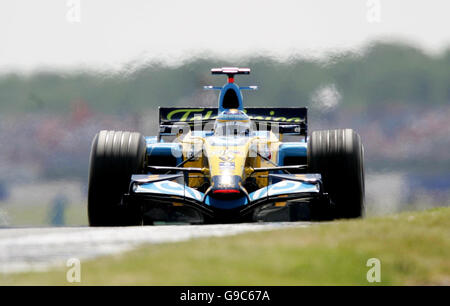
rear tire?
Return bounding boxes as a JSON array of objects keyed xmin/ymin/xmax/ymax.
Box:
[
  {"xmin": 88, "ymin": 130, "xmax": 146, "ymax": 226},
  {"xmin": 308, "ymin": 129, "xmax": 365, "ymax": 219}
]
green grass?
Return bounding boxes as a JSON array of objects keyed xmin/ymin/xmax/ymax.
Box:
[
  {"xmin": 1, "ymin": 202, "xmax": 88, "ymax": 227},
  {"xmin": 2, "ymin": 207, "xmax": 449, "ymax": 285}
]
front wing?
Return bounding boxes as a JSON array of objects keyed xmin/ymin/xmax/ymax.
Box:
[{"xmin": 126, "ymin": 173, "xmax": 326, "ymax": 220}]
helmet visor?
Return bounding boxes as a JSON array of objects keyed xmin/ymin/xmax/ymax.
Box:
[{"xmin": 214, "ymin": 120, "xmax": 251, "ymax": 136}]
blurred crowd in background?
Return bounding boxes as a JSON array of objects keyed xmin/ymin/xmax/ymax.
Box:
[{"xmin": 0, "ymin": 42, "xmax": 449, "ymax": 225}]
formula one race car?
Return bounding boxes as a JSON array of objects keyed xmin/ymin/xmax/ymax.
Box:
[{"xmin": 88, "ymin": 67, "xmax": 365, "ymax": 226}]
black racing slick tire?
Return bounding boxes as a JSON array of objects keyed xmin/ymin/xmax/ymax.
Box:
[
  {"xmin": 88, "ymin": 130, "xmax": 146, "ymax": 226},
  {"xmin": 308, "ymin": 129, "xmax": 365, "ymax": 219}
]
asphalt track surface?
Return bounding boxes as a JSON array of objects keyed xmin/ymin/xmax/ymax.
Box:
[{"xmin": 0, "ymin": 222, "xmax": 311, "ymax": 274}]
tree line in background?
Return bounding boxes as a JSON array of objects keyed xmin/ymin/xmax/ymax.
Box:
[{"xmin": 0, "ymin": 42, "xmax": 449, "ymax": 113}]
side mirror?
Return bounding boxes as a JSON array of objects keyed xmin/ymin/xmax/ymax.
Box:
[
  {"xmin": 278, "ymin": 124, "xmax": 302, "ymax": 135},
  {"xmin": 159, "ymin": 124, "xmax": 190, "ymax": 136}
]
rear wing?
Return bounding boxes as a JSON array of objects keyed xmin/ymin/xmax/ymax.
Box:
[{"xmin": 159, "ymin": 107, "xmax": 308, "ymax": 136}]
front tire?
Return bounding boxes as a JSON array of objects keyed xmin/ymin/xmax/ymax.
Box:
[
  {"xmin": 308, "ymin": 129, "xmax": 365, "ymax": 219},
  {"xmin": 88, "ymin": 130, "xmax": 146, "ymax": 226}
]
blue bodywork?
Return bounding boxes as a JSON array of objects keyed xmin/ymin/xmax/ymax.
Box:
[
  {"xmin": 218, "ymin": 82, "xmax": 244, "ymax": 112},
  {"xmin": 277, "ymin": 142, "xmax": 307, "ymax": 165},
  {"xmin": 146, "ymin": 141, "xmax": 183, "ymax": 165}
]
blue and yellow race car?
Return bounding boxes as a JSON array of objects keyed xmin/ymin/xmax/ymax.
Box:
[{"xmin": 87, "ymin": 68, "xmax": 365, "ymax": 225}]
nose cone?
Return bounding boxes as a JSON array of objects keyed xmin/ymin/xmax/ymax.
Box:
[{"xmin": 211, "ymin": 175, "xmax": 244, "ymax": 199}]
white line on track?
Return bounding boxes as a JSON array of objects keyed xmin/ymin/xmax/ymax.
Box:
[{"xmin": 0, "ymin": 222, "xmax": 311, "ymax": 274}]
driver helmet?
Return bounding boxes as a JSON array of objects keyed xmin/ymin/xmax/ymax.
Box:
[{"xmin": 214, "ymin": 109, "xmax": 252, "ymax": 136}]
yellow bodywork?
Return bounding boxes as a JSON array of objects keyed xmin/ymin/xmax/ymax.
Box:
[{"xmin": 178, "ymin": 131, "xmax": 282, "ymax": 189}]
